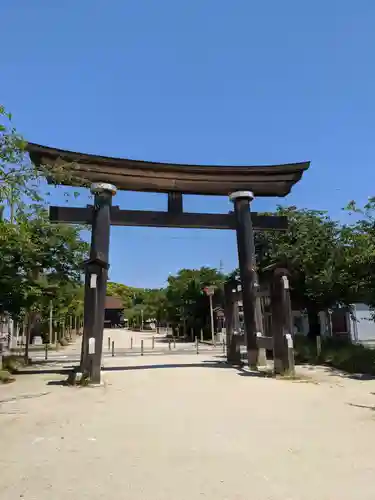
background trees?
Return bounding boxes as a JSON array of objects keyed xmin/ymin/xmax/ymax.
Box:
[
  {"xmin": 0, "ymin": 106, "xmax": 88, "ymax": 343},
  {"xmin": 2, "ymin": 105, "xmax": 375, "ymax": 342},
  {"xmin": 165, "ymin": 267, "xmax": 225, "ymax": 336},
  {"xmin": 107, "ymin": 268, "xmax": 225, "ymax": 335},
  {"xmin": 106, "ymin": 283, "xmax": 167, "ymax": 327},
  {"xmin": 251, "ymin": 206, "xmax": 375, "ymax": 336}
]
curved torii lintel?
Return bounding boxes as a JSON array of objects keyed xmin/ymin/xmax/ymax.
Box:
[{"xmin": 26, "ymin": 142, "xmax": 310, "ymax": 197}]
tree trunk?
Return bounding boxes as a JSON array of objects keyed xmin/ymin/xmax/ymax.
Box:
[{"xmin": 307, "ymin": 308, "xmax": 321, "ymax": 339}]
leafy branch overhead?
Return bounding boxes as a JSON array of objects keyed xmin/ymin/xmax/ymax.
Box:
[
  {"xmin": 251, "ymin": 205, "xmax": 375, "ymax": 334},
  {"xmin": 0, "ymin": 106, "xmax": 89, "ymax": 322}
]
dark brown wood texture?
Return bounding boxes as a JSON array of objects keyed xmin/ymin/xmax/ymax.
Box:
[
  {"xmin": 27, "ymin": 142, "xmax": 309, "ymax": 197},
  {"xmin": 49, "ymin": 206, "xmax": 288, "ymax": 230}
]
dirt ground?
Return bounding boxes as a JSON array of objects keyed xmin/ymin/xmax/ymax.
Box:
[{"xmin": 1, "ymin": 331, "xmax": 375, "ymax": 500}]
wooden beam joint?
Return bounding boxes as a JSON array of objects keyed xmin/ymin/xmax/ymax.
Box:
[{"xmin": 168, "ymin": 192, "xmax": 183, "ymax": 214}]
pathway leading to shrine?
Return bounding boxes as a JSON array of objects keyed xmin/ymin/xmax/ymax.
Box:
[{"xmin": 1, "ymin": 336, "xmax": 375, "ymax": 500}]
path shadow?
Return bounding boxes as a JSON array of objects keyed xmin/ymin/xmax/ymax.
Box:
[
  {"xmin": 347, "ymin": 402, "xmax": 375, "ymax": 411},
  {"xmin": 296, "ymin": 363, "xmax": 375, "ymax": 381},
  {"xmin": 28, "ymin": 358, "xmax": 80, "ymax": 366},
  {"xmin": 345, "ymin": 373, "xmax": 375, "ymax": 381},
  {"xmin": 156, "ymin": 337, "xmax": 193, "ymax": 344},
  {"xmin": 13, "ymin": 358, "xmax": 277, "ymax": 385},
  {"xmin": 237, "ymin": 370, "xmax": 275, "ymax": 378},
  {"xmin": 14, "ymin": 366, "xmax": 76, "ymax": 376},
  {"xmin": 102, "ymin": 360, "xmax": 271, "ymax": 378},
  {"xmin": 102, "ymin": 360, "xmax": 232, "ymax": 372},
  {"xmin": 47, "ymin": 380, "xmax": 68, "ymax": 386}
]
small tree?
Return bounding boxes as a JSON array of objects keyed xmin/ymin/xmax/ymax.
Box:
[
  {"xmin": 165, "ymin": 267, "xmax": 225, "ymax": 336},
  {"xmin": 249, "ymin": 206, "xmax": 363, "ymax": 336}
]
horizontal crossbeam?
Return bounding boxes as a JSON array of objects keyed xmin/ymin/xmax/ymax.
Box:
[
  {"xmin": 49, "ymin": 206, "xmax": 288, "ymax": 231},
  {"xmin": 256, "ymin": 335, "xmax": 274, "ymax": 350}
]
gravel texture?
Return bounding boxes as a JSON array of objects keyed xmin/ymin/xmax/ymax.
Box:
[{"xmin": 1, "ymin": 329, "xmax": 375, "ymax": 500}]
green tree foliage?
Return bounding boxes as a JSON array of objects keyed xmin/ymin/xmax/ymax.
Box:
[
  {"xmin": 107, "ymin": 282, "xmax": 136, "ymax": 309},
  {"xmin": 255, "ymin": 207, "xmax": 347, "ymax": 310},
  {"xmin": 108, "ymin": 268, "xmax": 224, "ymax": 333},
  {"xmin": 165, "ymin": 267, "xmax": 225, "ymax": 334},
  {"xmin": 107, "ymin": 282, "xmax": 167, "ymax": 326},
  {"xmin": 243, "ymin": 206, "xmax": 375, "ymax": 335},
  {"xmin": 0, "ymin": 106, "xmax": 88, "ymax": 330},
  {"xmin": 0, "ymin": 105, "xmax": 41, "ymax": 215},
  {"xmin": 343, "ymin": 198, "xmax": 375, "ymax": 308},
  {"xmin": 0, "ymin": 208, "xmax": 88, "ymax": 318}
]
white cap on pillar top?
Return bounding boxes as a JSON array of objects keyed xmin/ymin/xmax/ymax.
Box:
[
  {"xmin": 229, "ymin": 191, "xmax": 254, "ymax": 202},
  {"xmin": 90, "ymin": 182, "xmax": 117, "ymax": 196}
]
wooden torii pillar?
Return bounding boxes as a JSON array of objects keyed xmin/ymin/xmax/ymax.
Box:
[{"xmin": 80, "ymin": 182, "xmax": 116, "ymax": 383}]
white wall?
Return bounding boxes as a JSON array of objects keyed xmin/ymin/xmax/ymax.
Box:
[{"xmin": 351, "ymin": 304, "xmax": 375, "ymax": 344}]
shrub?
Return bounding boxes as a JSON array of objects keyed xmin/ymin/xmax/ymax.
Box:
[
  {"xmin": 2, "ymin": 355, "xmax": 26, "ymax": 373},
  {"xmin": 0, "ymin": 369, "xmax": 15, "ymax": 384},
  {"xmin": 294, "ymin": 335, "xmax": 375, "ymax": 375}
]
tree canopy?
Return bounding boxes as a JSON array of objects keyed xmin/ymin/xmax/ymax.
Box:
[
  {"xmin": 0, "ymin": 106, "xmax": 88, "ymax": 328},
  {"xmin": 3, "ymin": 104, "xmax": 375, "ymax": 341}
]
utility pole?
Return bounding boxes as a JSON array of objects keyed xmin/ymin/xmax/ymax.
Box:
[
  {"xmin": 204, "ymin": 286, "xmax": 216, "ymax": 344},
  {"xmin": 219, "ymin": 259, "xmax": 224, "ymax": 274}
]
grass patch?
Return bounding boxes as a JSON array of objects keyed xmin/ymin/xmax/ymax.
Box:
[
  {"xmin": 0, "ymin": 369, "xmax": 15, "ymax": 384},
  {"xmin": 294, "ymin": 335, "xmax": 375, "ymax": 376},
  {"xmin": 2, "ymin": 355, "xmax": 28, "ymax": 373}
]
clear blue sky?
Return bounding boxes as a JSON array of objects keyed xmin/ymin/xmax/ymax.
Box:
[{"xmin": 2, "ymin": 1, "xmax": 375, "ymax": 288}]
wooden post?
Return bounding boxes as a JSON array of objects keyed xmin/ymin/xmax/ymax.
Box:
[
  {"xmin": 80, "ymin": 182, "xmax": 117, "ymax": 384},
  {"xmin": 141, "ymin": 339, "xmax": 144, "ymax": 356},
  {"xmin": 49, "ymin": 301, "xmax": 53, "ymax": 345},
  {"xmin": 45, "ymin": 343, "xmax": 48, "ymax": 360},
  {"xmin": 256, "ymin": 332, "xmax": 267, "ymax": 367},
  {"xmin": 111, "ymin": 340, "xmax": 115, "ymax": 357},
  {"xmin": 224, "ymin": 281, "xmax": 241, "ymax": 365},
  {"xmin": 108, "ymin": 337, "xmax": 111, "ymax": 351},
  {"xmin": 15, "ymin": 322, "xmax": 20, "ymax": 348},
  {"xmin": 285, "ymin": 334, "xmax": 295, "ymax": 373},
  {"xmin": 316, "ymin": 336, "xmax": 322, "ymax": 357},
  {"xmin": 230, "ymin": 191, "xmax": 258, "ymax": 369},
  {"xmin": 24, "ymin": 313, "xmax": 31, "ymax": 364},
  {"xmin": 270, "ymin": 268, "xmax": 295, "ymax": 375}
]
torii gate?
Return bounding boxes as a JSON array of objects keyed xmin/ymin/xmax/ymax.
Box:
[{"xmin": 27, "ymin": 142, "xmax": 309, "ymax": 383}]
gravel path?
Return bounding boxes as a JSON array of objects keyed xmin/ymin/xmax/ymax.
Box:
[{"xmin": 1, "ymin": 332, "xmax": 375, "ymax": 499}]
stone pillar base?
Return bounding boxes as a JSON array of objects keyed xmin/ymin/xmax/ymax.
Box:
[
  {"xmin": 257, "ymin": 347, "xmax": 267, "ymax": 367},
  {"xmin": 247, "ymin": 349, "xmax": 258, "ymax": 370}
]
